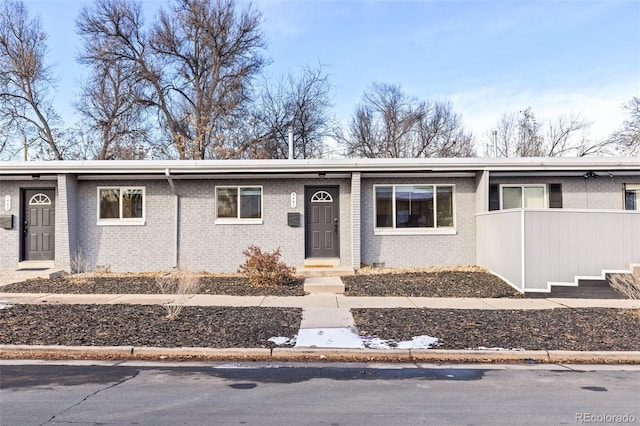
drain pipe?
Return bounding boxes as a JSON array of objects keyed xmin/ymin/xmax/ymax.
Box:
[{"xmin": 165, "ymin": 169, "xmax": 179, "ymax": 269}]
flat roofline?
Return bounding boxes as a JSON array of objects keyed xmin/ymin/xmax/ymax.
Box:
[{"xmin": 1, "ymin": 157, "xmax": 639, "ymax": 176}]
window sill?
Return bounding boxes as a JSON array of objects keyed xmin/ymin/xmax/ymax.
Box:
[
  {"xmin": 374, "ymin": 228, "xmax": 457, "ymax": 236},
  {"xmin": 97, "ymin": 219, "xmax": 146, "ymax": 226},
  {"xmin": 214, "ymin": 218, "xmax": 264, "ymax": 225}
]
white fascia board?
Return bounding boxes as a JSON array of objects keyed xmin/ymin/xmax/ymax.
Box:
[{"xmin": 1, "ymin": 157, "xmax": 639, "ymax": 176}]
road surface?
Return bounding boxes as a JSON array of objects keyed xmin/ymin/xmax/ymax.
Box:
[{"xmin": 1, "ymin": 361, "xmax": 639, "ymax": 425}]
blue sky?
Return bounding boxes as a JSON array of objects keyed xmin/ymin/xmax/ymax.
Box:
[{"xmin": 23, "ymin": 0, "xmax": 640, "ymax": 149}]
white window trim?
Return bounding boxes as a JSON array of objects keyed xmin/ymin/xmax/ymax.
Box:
[
  {"xmin": 499, "ymin": 184, "xmax": 547, "ymax": 210},
  {"xmin": 96, "ymin": 186, "xmax": 146, "ymax": 226},
  {"xmin": 214, "ymin": 185, "xmax": 264, "ymax": 224},
  {"xmin": 373, "ymin": 184, "xmax": 456, "ymax": 236}
]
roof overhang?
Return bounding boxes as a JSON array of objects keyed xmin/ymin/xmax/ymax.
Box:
[{"xmin": 1, "ymin": 157, "xmax": 639, "ymax": 180}]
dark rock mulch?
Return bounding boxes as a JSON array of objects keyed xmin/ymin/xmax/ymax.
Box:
[
  {"xmin": 352, "ymin": 308, "xmax": 640, "ymax": 351},
  {"xmin": 1, "ymin": 275, "xmax": 305, "ymax": 296},
  {"xmin": 0, "ymin": 304, "xmax": 301, "ymax": 348},
  {"xmin": 3, "ymin": 271, "xmax": 638, "ymax": 352},
  {"xmin": 343, "ymin": 271, "xmax": 522, "ymax": 298}
]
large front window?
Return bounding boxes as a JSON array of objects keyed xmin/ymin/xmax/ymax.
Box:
[
  {"xmin": 216, "ymin": 186, "xmax": 262, "ymax": 223},
  {"xmin": 375, "ymin": 185, "xmax": 454, "ymax": 231},
  {"xmin": 97, "ymin": 187, "xmax": 145, "ymax": 224}
]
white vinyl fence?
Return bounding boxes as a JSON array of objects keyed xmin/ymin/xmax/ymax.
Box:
[{"xmin": 476, "ymin": 209, "xmax": 640, "ymax": 292}]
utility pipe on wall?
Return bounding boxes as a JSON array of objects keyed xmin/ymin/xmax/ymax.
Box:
[{"xmin": 165, "ymin": 169, "xmax": 179, "ymax": 269}]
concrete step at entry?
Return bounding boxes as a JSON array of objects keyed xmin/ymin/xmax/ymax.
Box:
[
  {"xmin": 297, "ymin": 266, "xmax": 355, "ymax": 278},
  {"xmin": 17, "ymin": 261, "xmax": 55, "ymax": 270},
  {"xmin": 297, "ymin": 258, "xmax": 353, "ymax": 278},
  {"xmin": 303, "ymin": 276, "xmax": 345, "ymax": 294}
]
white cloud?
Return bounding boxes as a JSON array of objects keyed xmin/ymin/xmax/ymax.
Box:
[{"xmin": 448, "ymin": 80, "xmax": 637, "ymax": 143}]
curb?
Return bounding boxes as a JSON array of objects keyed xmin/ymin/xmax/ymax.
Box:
[{"xmin": 2, "ymin": 345, "xmax": 640, "ymax": 364}]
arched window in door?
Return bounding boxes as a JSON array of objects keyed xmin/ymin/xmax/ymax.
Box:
[
  {"xmin": 29, "ymin": 193, "xmax": 52, "ymax": 206},
  {"xmin": 311, "ymin": 190, "xmax": 333, "ymax": 203}
]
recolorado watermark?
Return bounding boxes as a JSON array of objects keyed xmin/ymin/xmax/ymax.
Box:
[{"xmin": 576, "ymin": 413, "xmax": 637, "ymax": 424}]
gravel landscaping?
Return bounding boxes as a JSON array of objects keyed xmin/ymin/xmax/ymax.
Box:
[
  {"xmin": 1, "ymin": 269, "xmax": 639, "ymax": 351},
  {"xmin": 1, "ymin": 273, "xmax": 305, "ymax": 296},
  {"xmin": 353, "ymin": 308, "xmax": 640, "ymax": 351},
  {"xmin": 343, "ymin": 268, "xmax": 521, "ymax": 298},
  {"xmin": 0, "ymin": 304, "xmax": 301, "ymax": 348}
]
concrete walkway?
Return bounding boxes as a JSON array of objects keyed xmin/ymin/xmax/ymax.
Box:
[
  {"xmin": 0, "ymin": 267, "xmax": 63, "ymax": 287},
  {"xmin": 2, "ymin": 291, "xmax": 640, "ymax": 309}
]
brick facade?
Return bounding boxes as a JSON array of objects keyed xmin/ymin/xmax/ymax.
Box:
[
  {"xmin": 73, "ymin": 178, "xmax": 351, "ymax": 273},
  {"xmin": 360, "ymin": 177, "xmax": 477, "ymax": 268},
  {"xmin": 1, "ymin": 161, "xmax": 638, "ymax": 273},
  {"xmin": 0, "ymin": 179, "xmax": 58, "ymax": 269}
]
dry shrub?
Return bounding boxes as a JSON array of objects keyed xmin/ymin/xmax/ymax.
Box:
[
  {"xmin": 609, "ymin": 269, "xmax": 640, "ymax": 299},
  {"xmin": 154, "ymin": 271, "xmax": 201, "ymax": 319},
  {"xmin": 238, "ymin": 245, "xmax": 296, "ymax": 287}
]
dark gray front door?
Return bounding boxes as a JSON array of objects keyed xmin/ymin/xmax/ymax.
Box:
[
  {"xmin": 305, "ymin": 186, "xmax": 339, "ymax": 258},
  {"xmin": 23, "ymin": 189, "xmax": 55, "ymax": 261}
]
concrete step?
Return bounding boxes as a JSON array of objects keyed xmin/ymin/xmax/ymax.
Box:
[
  {"xmin": 303, "ymin": 258, "xmax": 341, "ymax": 267},
  {"xmin": 17, "ymin": 261, "xmax": 55, "ymax": 270},
  {"xmin": 297, "ymin": 266, "xmax": 355, "ymax": 278},
  {"xmin": 303, "ymin": 277, "xmax": 345, "ymax": 294}
]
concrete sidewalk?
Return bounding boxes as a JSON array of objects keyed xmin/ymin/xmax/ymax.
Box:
[{"xmin": 2, "ymin": 291, "xmax": 640, "ymax": 309}]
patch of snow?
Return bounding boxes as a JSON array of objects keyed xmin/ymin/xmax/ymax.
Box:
[
  {"xmin": 361, "ymin": 336, "xmax": 393, "ymax": 349},
  {"xmin": 295, "ymin": 328, "xmax": 364, "ymax": 349},
  {"xmin": 361, "ymin": 335, "xmax": 441, "ymax": 350},
  {"xmin": 0, "ymin": 303, "xmax": 13, "ymax": 310},
  {"xmin": 396, "ymin": 335, "xmax": 441, "ymax": 349},
  {"xmin": 268, "ymin": 336, "xmax": 296, "ymax": 346}
]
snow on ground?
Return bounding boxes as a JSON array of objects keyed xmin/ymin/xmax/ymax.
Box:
[
  {"xmin": 361, "ymin": 335, "xmax": 441, "ymax": 350},
  {"xmin": 295, "ymin": 328, "xmax": 364, "ymax": 349},
  {"xmin": 0, "ymin": 303, "xmax": 13, "ymax": 310},
  {"xmin": 268, "ymin": 336, "xmax": 296, "ymax": 346},
  {"xmin": 269, "ymin": 328, "xmax": 442, "ymax": 350}
]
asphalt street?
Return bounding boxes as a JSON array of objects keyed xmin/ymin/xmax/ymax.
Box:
[{"xmin": 1, "ymin": 361, "xmax": 639, "ymax": 425}]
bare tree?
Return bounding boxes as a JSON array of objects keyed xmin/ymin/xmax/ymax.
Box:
[
  {"xmin": 77, "ymin": 0, "xmax": 267, "ymax": 160},
  {"xmin": 346, "ymin": 83, "xmax": 474, "ymax": 158},
  {"xmin": 0, "ymin": 0, "xmax": 65, "ymax": 159},
  {"xmin": 238, "ymin": 64, "xmax": 337, "ymax": 159},
  {"xmin": 415, "ymin": 101, "xmax": 475, "ymax": 158},
  {"xmin": 609, "ymin": 97, "xmax": 640, "ymax": 156},
  {"xmin": 76, "ymin": 40, "xmax": 150, "ymax": 159},
  {"xmin": 484, "ymin": 107, "xmax": 601, "ymax": 157}
]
